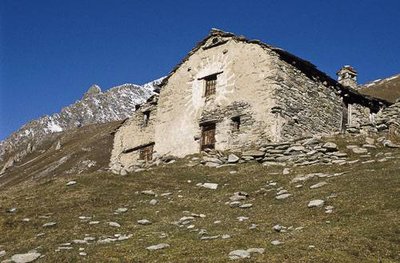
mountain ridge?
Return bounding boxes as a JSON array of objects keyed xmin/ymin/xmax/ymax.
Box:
[{"xmin": 360, "ymin": 73, "xmax": 400, "ymax": 103}]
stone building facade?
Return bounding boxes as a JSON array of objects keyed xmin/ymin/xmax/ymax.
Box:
[{"xmin": 109, "ymin": 29, "xmax": 389, "ymax": 173}]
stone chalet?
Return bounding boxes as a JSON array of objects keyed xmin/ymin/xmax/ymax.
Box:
[{"xmin": 109, "ymin": 29, "xmax": 390, "ymax": 173}]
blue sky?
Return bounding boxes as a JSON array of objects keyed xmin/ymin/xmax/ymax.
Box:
[{"xmin": 1, "ymin": 0, "xmax": 399, "ymax": 140}]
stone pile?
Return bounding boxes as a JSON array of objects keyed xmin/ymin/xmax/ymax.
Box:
[
  {"xmin": 117, "ymin": 131, "xmax": 399, "ymax": 174},
  {"xmin": 199, "ymin": 137, "xmax": 347, "ymax": 167}
]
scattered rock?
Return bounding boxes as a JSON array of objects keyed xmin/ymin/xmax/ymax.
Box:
[
  {"xmin": 308, "ymin": 199, "xmax": 325, "ymax": 208},
  {"xmin": 97, "ymin": 234, "xmax": 132, "ymax": 244},
  {"xmin": 137, "ymin": 219, "xmax": 152, "ymax": 225},
  {"xmin": 7, "ymin": 208, "xmax": 17, "ymax": 213},
  {"xmin": 249, "ymin": 224, "xmax": 258, "ymax": 229},
  {"xmin": 10, "ymin": 252, "xmax": 41, "ymax": 263},
  {"xmin": 66, "ymin": 181, "xmax": 77, "ymax": 186},
  {"xmin": 42, "ymin": 222, "xmax": 57, "ymax": 227},
  {"xmin": 108, "ymin": 222, "xmax": 121, "ymax": 228},
  {"xmin": 310, "ymin": 181, "xmax": 328, "ymax": 189},
  {"xmin": 229, "ymin": 192, "xmax": 248, "ymax": 201},
  {"xmin": 239, "ymin": 203, "xmax": 253, "ymax": 209},
  {"xmin": 115, "ymin": 208, "xmax": 128, "ymax": 214},
  {"xmin": 276, "ymin": 189, "xmax": 288, "ymax": 195},
  {"xmin": 227, "ymin": 154, "xmax": 240, "ymax": 163},
  {"xmin": 149, "ymin": 199, "xmax": 158, "ymax": 205},
  {"xmin": 200, "ymin": 235, "xmax": 220, "ymax": 240},
  {"xmin": 272, "ymin": 224, "xmax": 283, "ymax": 232},
  {"xmin": 0, "ymin": 250, "xmax": 6, "ymax": 257},
  {"xmin": 199, "ymin": 183, "xmax": 218, "ymax": 190},
  {"xmin": 73, "ymin": 239, "xmax": 88, "ymax": 244},
  {"xmin": 228, "ymin": 250, "xmax": 250, "ymax": 260},
  {"xmin": 325, "ymin": 205, "xmax": 334, "ymax": 213},
  {"xmin": 282, "ymin": 168, "xmax": 290, "ymax": 175},
  {"xmin": 198, "ymin": 229, "xmax": 207, "ymax": 235},
  {"xmin": 141, "ymin": 190, "xmax": 156, "ymax": 196},
  {"xmin": 271, "ymin": 240, "xmax": 283, "ymax": 246},
  {"xmin": 275, "ymin": 193, "xmax": 292, "ymax": 200},
  {"xmin": 228, "ymin": 248, "xmax": 265, "ymax": 260},
  {"xmin": 237, "ymin": 216, "xmax": 249, "ymax": 222},
  {"xmin": 78, "ymin": 216, "xmax": 91, "ymax": 220},
  {"xmin": 146, "ymin": 243, "xmax": 170, "ymax": 251}
]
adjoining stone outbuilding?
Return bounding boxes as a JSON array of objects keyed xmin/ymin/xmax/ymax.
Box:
[{"xmin": 110, "ymin": 29, "xmax": 389, "ymax": 173}]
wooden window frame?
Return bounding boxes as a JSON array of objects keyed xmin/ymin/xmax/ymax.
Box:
[
  {"xmin": 204, "ymin": 74, "xmax": 217, "ymax": 97},
  {"xmin": 138, "ymin": 143, "xmax": 154, "ymax": 161}
]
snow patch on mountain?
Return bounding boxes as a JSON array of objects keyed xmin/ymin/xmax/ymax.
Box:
[{"xmin": 47, "ymin": 122, "xmax": 63, "ymax": 133}]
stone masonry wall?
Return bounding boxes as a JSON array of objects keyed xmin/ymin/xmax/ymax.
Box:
[
  {"xmin": 271, "ymin": 59, "xmax": 343, "ymax": 140},
  {"xmin": 348, "ymin": 103, "xmax": 372, "ymax": 129},
  {"xmin": 199, "ymin": 101, "xmax": 257, "ymax": 151},
  {"xmin": 375, "ymin": 101, "xmax": 400, "ymax": 142},
  {"xmin": 109, "ymin": 97, "xmax": 158, "ymax": 173}
]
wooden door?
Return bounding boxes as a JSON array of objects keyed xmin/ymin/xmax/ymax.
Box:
[{"xmin": 201, "ymin": 123, "xmax": 216, "ymax": 150}]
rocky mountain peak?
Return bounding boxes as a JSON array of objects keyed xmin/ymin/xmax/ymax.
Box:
[{"xmin": 83, "ymin": 84, "xmax": 102, "ymax": 99}]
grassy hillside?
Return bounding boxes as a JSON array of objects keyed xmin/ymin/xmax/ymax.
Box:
[
  {"xmin": 0, "ymin": 121, "xmax": 122, "ymax": 189},
  {"xmin": 361, "ymin": 75, "xmax": 400, "ymax": 103},
  {"xmin": 0, "ymin": 137, "xmax": 399, "ymax": 262}
]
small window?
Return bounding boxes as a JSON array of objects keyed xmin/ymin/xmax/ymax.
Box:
[
  {"xmin": 139, "ymin": 144, "xmax": 154, "ymax": 161},
  {"xmin": 143, "ymin": 111, "xmax": 150, "ymax": 126},
  {"xmin": 204, "ymin": 74, "xmax": 217, "ymax": 97},
  {"xmin": 231, "ymin": 116, "xmax": 241, "ymax": 131}
]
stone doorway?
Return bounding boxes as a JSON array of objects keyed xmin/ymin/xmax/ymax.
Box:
[{"xmin": 200, "ymin": 123, "xmax": 216, "ymax": 151}]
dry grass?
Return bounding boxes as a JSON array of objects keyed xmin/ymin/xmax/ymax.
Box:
[
  {"xmin": 0, "ymin": 121, "xmax": 122, "ymax": 189},
  {"xmin": 361, "ymin": 76, "xmax": 400, "ymax": 103},
  {"xmin": 1, "ymin": 143, "xmax": 400, "ymax": 262}
]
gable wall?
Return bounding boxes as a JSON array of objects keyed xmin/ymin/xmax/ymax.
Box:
[{"xmin": 154, "ymin": 39, "xmax": 282, "ymax": 157}]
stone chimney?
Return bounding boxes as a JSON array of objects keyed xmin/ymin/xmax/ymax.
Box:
[{"xmin": 337, "ymin": 65, "xmax": 358, "ymax": 89}]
